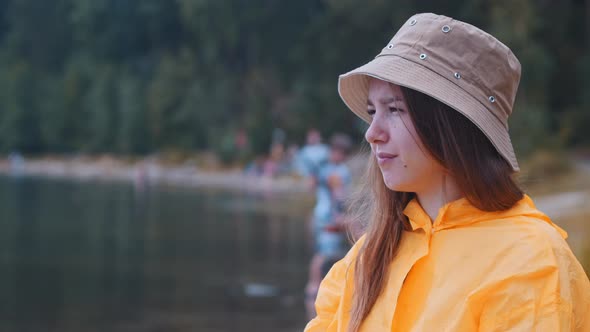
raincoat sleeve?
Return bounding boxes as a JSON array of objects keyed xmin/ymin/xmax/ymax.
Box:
[
  {"xmin": 304, "ymin": 258, "xmax": 348, "ymax": 332},
  {"xmin": 305, "ymin": 235, "xmax": 365, "ymax": 332}
]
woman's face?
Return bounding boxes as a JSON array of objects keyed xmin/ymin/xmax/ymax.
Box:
[{"xmin": 365, "ymin": 78, "xmax": 446, "ymax": 193}]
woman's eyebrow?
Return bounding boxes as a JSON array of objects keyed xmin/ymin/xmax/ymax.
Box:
[{"xmin": 367, "ymin": 96, "xmax": 403, "ymax": 106}]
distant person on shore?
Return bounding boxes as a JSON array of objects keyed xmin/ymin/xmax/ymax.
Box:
[
  {"xmin": 244, "ymin": 156, "xmax": 265, "ymax": 177},
  {"xmin": 282, "ymin": 143, "xmax": 300, "ymax": 175},
  {"xmin": 234, "ymin": 128, "xmax": 251, "ymax": 165},
  {"xmin": 133, "ymin": 162, "xmax": 148, "ymax": 192},
  {"xmin": 262, "ymin": 141, "xmax": 286, "ymax": 178},
  {"xmin": 304, "ymin": 133, "xmax": 353, "ymax": 320},
  {"xmin": 8, "ymin": 151, "xmax": 24, "ymax": 176},
  {"xmin": 294, "ymin": 129, "xmax": 330, "ymax": 184}
]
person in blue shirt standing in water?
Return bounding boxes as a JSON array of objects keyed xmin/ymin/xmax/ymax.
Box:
[
  {"xmin": 295, "ymin": 129, "xmax": 330, "ymax": 181},
  {"xmin": 304, "ymin": 133, "xmax": 353, "ymax": 320}
]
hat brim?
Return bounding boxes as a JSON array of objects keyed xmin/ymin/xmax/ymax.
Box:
[{"xmin": 338, "ymin": 54, "xmax": 519, "ymax": 172}]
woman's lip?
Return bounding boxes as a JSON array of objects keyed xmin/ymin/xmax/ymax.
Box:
[
  {"xmin": 376, "ymin": 153, "xmax": 397, "ymax": 166},
  {"xmin": 377, "ymin": 152, "xmax": 397, "ymax": 158}
]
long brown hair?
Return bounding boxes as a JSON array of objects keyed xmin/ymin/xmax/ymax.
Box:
[{"xmin": 346, "ymin": 84, "xmax": 523, "ymax": 332}]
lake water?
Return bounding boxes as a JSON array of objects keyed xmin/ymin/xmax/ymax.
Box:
[
  {"xmin": 1, "ymin": 175, "xmax": 587, "ymax": 332},
  {"xmin": 0, "ymin": 176, "xmax": 312, "ymax": 332}
]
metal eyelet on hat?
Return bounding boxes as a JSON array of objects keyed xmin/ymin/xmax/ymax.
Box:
[
  {"xmin": 387, "ymin": 44, "xmax": 393, "ymax": 49},
  {"xmin": 454, "ymin": 72, "xmax": 461, "ymax": 79},
  {"xmin": 442, "ymin": 25, "xmax": 452, "ymax": 33},
  {"xmin": 409, "ymin": 19, "xmax": 417, "ymax": 26},
  {"xmin": 419, "ymin": 53, "xmax": 427, "ymax": 60},
  {"xmin": 488, "ymin": 96, "xmax": 496, "ymax": 103}
]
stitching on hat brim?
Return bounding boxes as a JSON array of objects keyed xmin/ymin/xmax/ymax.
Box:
[
  {"xmin": 338, "ymin": 55, "xmax": 519, "ymax": 172},
  {"xmin": 374, "ymin": 54, "xmax": 507, "ymax": 127}
]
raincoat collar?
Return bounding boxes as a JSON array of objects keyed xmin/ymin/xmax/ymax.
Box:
[{"xmin": 403, "ymin": 194, "xmax": 568, "ymax": 238}]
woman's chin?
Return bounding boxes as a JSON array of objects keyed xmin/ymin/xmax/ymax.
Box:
[
  {"xmin": 383, "ymin": 171, "xmax": 421, "ymax": 192},
  {"xmin": 383, "ymin": 177, "xmax": 407, "ymax": 192}
]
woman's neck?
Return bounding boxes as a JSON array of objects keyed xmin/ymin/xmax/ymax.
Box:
[{"xmin": 415, "ymin": 174, "xmax": 463, "ymax": 223}]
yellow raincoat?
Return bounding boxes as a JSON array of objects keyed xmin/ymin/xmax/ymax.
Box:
[{"xmin": 305, "ymin": 195, "xmax": 590, "ymax": 331}]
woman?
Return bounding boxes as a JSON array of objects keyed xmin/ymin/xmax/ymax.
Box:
[{"xmin": 305, "ymin": 13, "xmax": 590, "ymax": 332}]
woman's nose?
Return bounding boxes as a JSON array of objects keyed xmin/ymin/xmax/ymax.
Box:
[{"xmin": 365, "ymin": 117, "xmax": 388, "ymax": 144}]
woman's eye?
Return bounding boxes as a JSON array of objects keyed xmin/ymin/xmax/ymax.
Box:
[
  {"xmin": 367, "ymin": 109, "xmax": 376, "ymax": 116},
  {"xmin": 389, "ymin": 107, "xmax": 402, "ymax": 113}
]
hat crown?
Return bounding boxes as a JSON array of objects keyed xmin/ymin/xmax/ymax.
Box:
[{"xmin": 379, "ymin": 13, "xmax": 521, "ymax": 125}]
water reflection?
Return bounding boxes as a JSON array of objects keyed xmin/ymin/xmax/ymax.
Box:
[{"xmin": 0, "ymin": 176, "xmax": 311, "ymax": 331}]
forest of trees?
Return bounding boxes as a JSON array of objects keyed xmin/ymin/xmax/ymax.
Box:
[{"xmin": 0, "ymin": 0, "xmax": 588, "ymax": 164}]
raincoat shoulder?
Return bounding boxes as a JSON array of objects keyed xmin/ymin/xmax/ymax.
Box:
[{"xmin": 468, "ymin": 210, "xmax": 590, "ymax": 331}]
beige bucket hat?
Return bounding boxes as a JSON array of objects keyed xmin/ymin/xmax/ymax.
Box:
[{"xmin": 338, "ymin": 13, "xmax": 522, "ymax": 171}]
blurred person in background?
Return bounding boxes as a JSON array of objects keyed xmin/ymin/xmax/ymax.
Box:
[
  {"xmin": 262, "ymin": 141, "xmax": 285, "ymax": 178},
  {"xmin": 305, "ymin": 13, "xmax": 590, "ymax": 332},
  {"xmin": 304, "ymin": 133, "xmax": 353, "ymax": 320},
  {"xmin": 295, "ymin": 129, "xmax": 330, "ymax": 184}
]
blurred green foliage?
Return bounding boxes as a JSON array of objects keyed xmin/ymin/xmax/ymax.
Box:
[{"xmin": 0, "ymin": 0, "xmax": 588, "ymax": 163}]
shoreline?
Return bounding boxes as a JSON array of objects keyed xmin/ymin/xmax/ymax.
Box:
[
  {"xmin": 1, "ymin": 155, "xmax": 589, "ymax": 218},
  {"xmin": 0, "ymin": 156, "xmax": 310, "ymax": 195}
]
